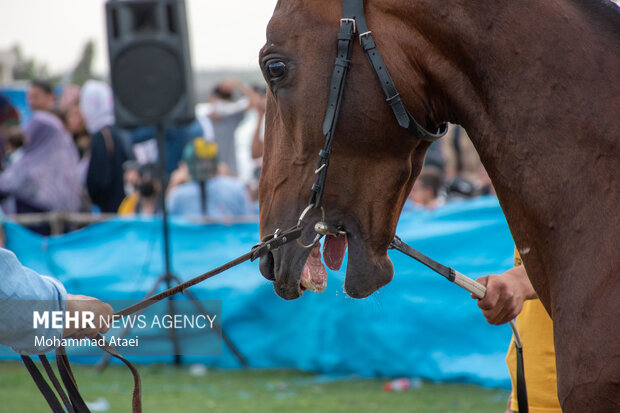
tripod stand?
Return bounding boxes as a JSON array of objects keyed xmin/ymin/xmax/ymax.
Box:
[{"xmin": 96, "ymin": 124, "xmax": 247, "ymax": 371}]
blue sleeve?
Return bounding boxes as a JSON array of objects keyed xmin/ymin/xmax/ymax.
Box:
[
  {"xmin": 129, "ymin": 126, "xmax": 157, "ymax": 144},
  {"xmin": 0, "ymin": 248, "xmax": 67, "ymax": 355},
  {"xmin": 166, "ymin": 186, "xmax": 184, "ymax": 216},
  {"xmin": 227, "ymin": 181, "xmax": 252, "ymax": 216}
]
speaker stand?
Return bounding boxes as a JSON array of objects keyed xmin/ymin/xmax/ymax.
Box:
[{"xmin": 95, "ymin": 124, "xmax": 247, "ymax": 372}]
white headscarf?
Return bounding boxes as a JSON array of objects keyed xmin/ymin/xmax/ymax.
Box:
[{"xmin": 80, "ymin": 80, "xmax": 115, "ymax": 134}]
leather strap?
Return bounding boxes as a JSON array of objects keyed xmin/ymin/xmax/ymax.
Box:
[
  {"xmin": 55, "ymin": 347, "xmax": 90, "ymax": 412},
  {"xmin": 309, "ymin": 0, "xmax": 448, "ymax": 210},
  {"xmin": 515, "ymin": 344, "xmax": 529, "ymax": 413},
  {"xmin": 95, "ymin": 337, "xmax": 142, "ymax": 412},
  {"xmin": 22, "ymin": 225, "xmax": 303, "ymax": 412},
  {"xmin": 390, "ymin": 236, "xmax": 455, "ymax": 281},
  {"xmin": 390, "ymin": 235, "xmax": 529, "ymax": 412},
  {"xmin": 39, "ymin": 354, "xmax": 74, "ymax": 412},
  {"xmin": 22, "ymin": 355, "xmax": 66, "ymax": 413},
  {"xmin": 342, "ymin": 0, "xmax": 448, "ymax": 141},
  {"xmin": 310, "ymin": 18, "xmax": 355, "ymax": 208}
]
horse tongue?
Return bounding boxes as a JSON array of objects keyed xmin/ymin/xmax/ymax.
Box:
[
  {"xmin": 323, "ymin": 235, "xmax": 347, "ymax": 271},
  {"xmin": 300, "ymin": 242, "xmax": 327, "ymax": 293}
]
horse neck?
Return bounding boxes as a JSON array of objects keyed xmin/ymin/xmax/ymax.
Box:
[
  {"xmin": 387, "ymin": 0, "xmax": 619, "ymax": 216},
  {"xmin": 384, "ymin": 0, "xmax": 620, "ymax": 303}
]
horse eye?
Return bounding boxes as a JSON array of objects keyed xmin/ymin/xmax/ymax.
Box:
[{"xmin": 267, "ymin": 61, "xmax": 287, "ymax": 80}]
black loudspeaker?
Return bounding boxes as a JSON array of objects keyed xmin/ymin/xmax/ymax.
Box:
[{"xmin": 105, "ymin": 0, "xmax": 195, "ymax": 127}]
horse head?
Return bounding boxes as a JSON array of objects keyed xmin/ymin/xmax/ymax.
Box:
[{"xmin": 258, "ymin": 1, "xmax": 445, "ymax": 300}]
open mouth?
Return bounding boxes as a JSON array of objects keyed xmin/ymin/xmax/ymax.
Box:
[
  {"xmin": 300, "ymin": 233, "xmax": 348, "ymax": 293},
  {"xmin": 261, "ymin": 217, "xmax": 393, "ymax": 300}
]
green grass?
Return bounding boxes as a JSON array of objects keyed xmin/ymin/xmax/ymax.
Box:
[{"xmin": 0, "ymin": 361, "xmax": 508, "ymax": 412}]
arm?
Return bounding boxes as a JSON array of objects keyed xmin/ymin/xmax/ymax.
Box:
[
  {"xmin": 224, "ymin": 79, "xmax": 261, "ymax": 111},
  {"xmin": 251, "ymin": 109, "xmax": 265, "ymax": 160},
  {"xmin": 0, "ymin": 249, "xmax": 112, "ymax": 354},
  {"xmin": 473, "ymin": 265, "xmax": 537, "ymax": 325}
]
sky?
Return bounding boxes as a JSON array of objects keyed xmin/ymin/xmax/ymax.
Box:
[
  {"xmin": 1, "ymin": 0, "xmax": 618, "ymax": 78},
  {"xmin": 0, "ymin": 0, "xmax": 279, "ymax": 76}
]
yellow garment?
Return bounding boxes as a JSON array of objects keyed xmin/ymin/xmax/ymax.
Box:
[
  {"xmin": 506, "ymin": 250, "xmax": 561, "ymax": 412},
  {"xmin": 117, "ymin": 193, "xmax": 139, "ymax": 215}
]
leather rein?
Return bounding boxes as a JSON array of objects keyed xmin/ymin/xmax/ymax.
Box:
[{"xmin": 21, "ymin": 226, "xmax": 304, "ymax": 413}]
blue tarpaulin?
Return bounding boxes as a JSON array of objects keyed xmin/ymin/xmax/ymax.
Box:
[
  {"xmin": 0, "ymin": 86, "xmax": 31, "ymax": 126},
  {"xmin": 1, "ymin": 196, "xmax": 516, "ymax": 388}
]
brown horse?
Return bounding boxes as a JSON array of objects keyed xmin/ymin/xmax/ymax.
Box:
[{"xmin": 258, "ymin": 0, "xmax": 620, "ymax": 410}]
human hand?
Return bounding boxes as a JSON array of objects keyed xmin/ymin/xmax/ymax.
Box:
[
  {"xmin": 473, "ymin": 266, "xmax": 536, "ymax": 325},
  {"xmin": 63, "ymin": 295, "xmax": 113, "ymax": 339},
  {"xmin": 217, "ymin": 79, "xmax": 242, "ymax": 94}
]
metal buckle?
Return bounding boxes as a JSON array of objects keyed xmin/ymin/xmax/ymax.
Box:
[
  {"xmin": 340, "ymin": 18, "xmax": 356, "ymax": 33},
  {"xmin": 359, "ymin": 30, "xmax": 372, "ymax": 45},
  {"xmin": 296, "ymin": 204, "xmax": 326, "ymax": 249}
]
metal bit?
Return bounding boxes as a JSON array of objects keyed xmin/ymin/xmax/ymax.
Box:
[{"xmin": 314, "ymin": 221, "xmax": 346, "ymax": 236}]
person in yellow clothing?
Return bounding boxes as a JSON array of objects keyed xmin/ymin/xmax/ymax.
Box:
[
  {"xmin": 474, "ymin": 250, "xmax": 561, "ymax": 413},
  {"xmin": 118, "ymin": 163, "xmax": 162, "ymax": 216}
]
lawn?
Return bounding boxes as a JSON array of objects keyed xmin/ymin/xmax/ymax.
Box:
[{"xmin": 0, "ymin": 361, "xmax": 509, "ymax": 412}]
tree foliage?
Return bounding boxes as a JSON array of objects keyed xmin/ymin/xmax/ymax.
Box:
[
  {"xmin": 71, "ymin": 40, "xmax": 96, "ymax": 86},
  {"xmin": 11, "ymin": 45, "xmax": 58, "ymax": 83}
]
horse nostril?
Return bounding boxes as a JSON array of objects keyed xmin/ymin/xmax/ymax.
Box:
[{"xmin": 259, "ymin": 251, "xmax": 275, "ymax": 281}]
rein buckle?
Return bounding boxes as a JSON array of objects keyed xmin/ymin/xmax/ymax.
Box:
[{"xmin": 340, "ymin": 18, "xmax": 356, "ymax": 33}]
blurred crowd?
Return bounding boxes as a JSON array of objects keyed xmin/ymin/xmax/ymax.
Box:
[{"xmin": 0, "ymin": 77, "xmax": 493, "ymax": 234}]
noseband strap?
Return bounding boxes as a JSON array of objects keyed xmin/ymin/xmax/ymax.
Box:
[{"xmin": 310, "ymin": 0, "xmax": 448, "ymax": 209}]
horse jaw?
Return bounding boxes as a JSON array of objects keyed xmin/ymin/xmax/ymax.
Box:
[
  {"xmin": 259, "ymin": 218, "xmax": 394, "ymax": 300},
  {"xmin": 341, "ymin": 224, "xmax": 394, "ymax": 298}
]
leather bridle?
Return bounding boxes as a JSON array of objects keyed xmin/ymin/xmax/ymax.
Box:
[{"xmin": 307, "ymin": 0, "xmax": 448, "ymax": 213}]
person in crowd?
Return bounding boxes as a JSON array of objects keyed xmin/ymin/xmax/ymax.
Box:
[
  {"xmin": 61, "ymin": 103, "xmax": 91, "ymax": 179},
  {"xmin": 474, "ymin": 250, "xmax": 560, "ymax": 412},
  {"xmin": 440, "ymin": 124, "xmax": 494, "ymax": 201},
  {"xmin": 0, "ymin": 248, "xmax": 113, "ymax": 354},
  {"xmin": 0, "ymin": 95, "xmax": 24, "ymax": 169},
  {"xmin": 166, "ymin": 138, "xmax": 252, "ymax": 218},
  {"xmin": 0, "ymin": 94, "xmax": 20, "ymax": 131},
  {"xmin": 118, "ymin": 162, "xmax": 162, "ymax": 216},
  {"xmin": 27, "ymin": 80, "xmax": 56, "ymax": 113},
  {"xmin": 62, "ymin": 103, "xmax": 90, "ymax": 158},
  {"xmin": 207, "ymin": 79, "xmax": 261, "ymax": 176},
  {"xmin": 0, "ymin": 111, "xmax": 81, "ymax": 217},
  {"xmin": 445, "ymin": 175, "xmax": 477, "ymax": 200},
  {"xmin": 404, "ymin": 166, "xmax": 444, "ymax": 210},
  {"xmin": 81, "ymin": 80, "xmax": 135, "ymax": 213},
  {"xmin": 234, "ymin": 84, "xmax": 266, "ymax": 185},
  {"xmin": 129, "ymin": 119, "xmax": 207, "ymax": 175},
  {"xmin": 58, "ymin": 84, "xmax": 81, "ymax": 113},
  {"xmin": 250, "ymin": 86, "xmax": 266, "ymax": 163},
  {"xmin": 1, "ymin": 127, "xmax": 26, "ymax": 169}
]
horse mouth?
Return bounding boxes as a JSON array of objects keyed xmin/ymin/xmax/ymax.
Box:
[
  {"xmin": 260, "ymin": 216, "xmax": 393, "ymax": 300},
  {"xmin": 259, "ymin": 231, "xmax": 348, "ymax": 299},
  {"xmin": 300, "ymin": 234, "xmax": 348, "ymax": 293}
]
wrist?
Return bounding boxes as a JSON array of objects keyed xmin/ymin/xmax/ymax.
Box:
[{"xmin": 505, "ymin": 266, "xmax": 537, "ymax": 300}]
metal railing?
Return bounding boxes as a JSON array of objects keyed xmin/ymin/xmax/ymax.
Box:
[
  {"xmin": 8, "ymin": 212, "xmax": 117, "ymax": 235},
  {"xmin": 7, "ymin": 212, "xmax": 260, "ymax": 235}
]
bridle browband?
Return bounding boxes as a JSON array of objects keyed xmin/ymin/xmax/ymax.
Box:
[{"xmin": 308, "ymin": 0, "xmax": 448, "ymax": 210}]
